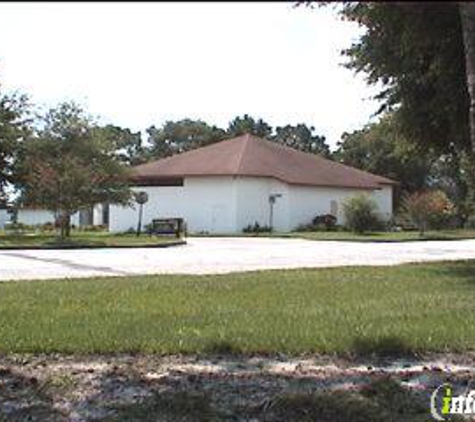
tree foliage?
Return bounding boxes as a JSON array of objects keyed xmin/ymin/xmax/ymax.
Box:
[
  {"xmin": 401, "ymin": 190, "xmax": 455, "ymax": 235},
  {"xmin": 226, "ymin": 114, "xmax": 273, "ymax": 139},
  {"xmin": 146, "ymin": 119, "xmax": 225, "ymax": 159},
  {"xmin": 0, "ymin": 88, "xmax": 31, "ymax": 205},
  {"xmin": 272, "ymin": 124, "xmax": 330, "ymax": 156},
  {"xmin": 18, "ymin": 102, "xmax": 132, "ymax": 237},
  {"xmin": 93, "ymin": 124, "xmax": 145, "ymax": 165},
  {"xmin": 335, "ymin": 112, "xmax": 432, "ymax": 199},
  {"xmin": 339, "ymin": 2, "xmax": 470, "ymax": 158}
]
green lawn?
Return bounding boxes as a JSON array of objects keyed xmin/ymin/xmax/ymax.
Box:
[
  {"xmin": 1, "ymin": 260, "xmax": 475, "ymax": 355},
  {"xmin": 288, "ymin": 229, "xmax": 475, "ymax": 242},
  {"xmin": 0, "ymin": 231, "xmax": 183, "ymax": 249},
  {"xmin": 193, "ymin": 229, "xmax": 475, "ymax": 242}
]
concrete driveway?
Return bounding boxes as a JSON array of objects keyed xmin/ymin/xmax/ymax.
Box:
[{"xmin": 1, "ymin": 237, "xmax": 475, "ymax": 281}]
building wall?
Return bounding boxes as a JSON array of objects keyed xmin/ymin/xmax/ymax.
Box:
[
  {"xmin": 0, "ymin": 210, "xmax": 10, "ymax": 229},
  {"xmin": 109, "ymin": 176, "xmax": 238, "ymax": 234},
  {"xmin": 235, "ymin": 177, "xmax": 290, "ymax": 232},
  {"xmin": 16, "ymin": 207, "xmax": 104, "ymax": 227},
  {"xmin": 16, "ymin": 209, "xmax": 57, "ymax": 226},
  {"xmin": 109, "ymin": 176, "xmax": 394, "ymax": 234},
  {"xmin": 287, "ymin": 185, "xmax": 393, "ymax": 230}
]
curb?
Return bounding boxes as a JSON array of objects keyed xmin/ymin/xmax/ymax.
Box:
[{"xmin": 0, "ymin": 240, "xmax": 187, "ymax": 251}]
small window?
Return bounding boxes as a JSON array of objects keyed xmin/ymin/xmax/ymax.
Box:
[{"xmin": 134, "ymin": 177, "xmax": 184, "ymax": 187}]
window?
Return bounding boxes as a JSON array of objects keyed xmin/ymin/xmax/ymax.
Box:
[{"xmin": 134, "ymin": 177, "xmax": 184, "ymax": 187}]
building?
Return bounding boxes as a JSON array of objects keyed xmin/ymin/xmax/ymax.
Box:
[
  {"xmin": 110, "ymin": 134, "xmax": 396, "ymax": 234},
  {"xmin": 15, "ymin": 205, "xmax": 108, "ymax": 228}
]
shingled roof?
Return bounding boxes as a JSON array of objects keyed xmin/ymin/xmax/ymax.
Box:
[{"xmin": 132, "ymin": 134, "xmax": 397, "ymax": 189}]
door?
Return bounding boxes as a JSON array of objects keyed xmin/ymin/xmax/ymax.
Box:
[{"xmin": 211, "ymin": 204, "xmax": 226, "ymax": 233}]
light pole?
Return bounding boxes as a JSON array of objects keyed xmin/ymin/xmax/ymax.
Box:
[{"xmin": 268, "ymin": 193, "xmax": 282, "ymax": 231}]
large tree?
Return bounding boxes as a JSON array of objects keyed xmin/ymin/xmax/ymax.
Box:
[
  {"xmin": 18, "ymin": 102, "xmax": 132, "ymax": 237},
  {"xmin": 334, "ymin": 113, "xmax": 432, "ymax": 198},
  {"xmin": 459, "ymin": 2, "xmax": 475, "ymax": 156},
  {"xmin": 314, "ymin": 2, "xmax": 475, "ymax": 206},
  {"xmin": 146, "ymin": 119, "xmax": 225, "ymax": 159},
  {"xmin": 272, "ymin": 123, "xmax": 330, "ymax": 156},
  {"xmin": 93, "ymin": 124, "xmax": 146, "ymax": 165},
  {"xmin": 0, "ymin": 88, "xmax": 31, "ymax": 205}
]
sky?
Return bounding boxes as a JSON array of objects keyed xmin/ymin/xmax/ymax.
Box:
[{"xmin": 0, "ymin": 2, "xmax": 381, "ymax": 149}]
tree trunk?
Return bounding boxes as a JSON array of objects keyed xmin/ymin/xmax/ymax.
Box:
[
  {"xmin": 460, "ymin": 3, "xmax": 475, "ymax": 157},
  {"xmin": 59, "ymin": 211, "xmax": 71, "ymax": 239}
]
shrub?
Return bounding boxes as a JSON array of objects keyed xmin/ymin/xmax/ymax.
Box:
[
  {"xmin": 312, "ymin": 214, "xmax": 337, "ymax": 231},
  {"xmin": 401, "ymin": 190, "xmax": 455, "ymax": 235},
  {"xmin": 465, "ymin": 214, "xmax": 475, "ymax": 229},
  {"xmin": 243, "ymin": 222, "xmax": 272, "ymax": 234},
  {"xmin": 343, "ymin": 194, "xmax": 381, "ymax": 234}
]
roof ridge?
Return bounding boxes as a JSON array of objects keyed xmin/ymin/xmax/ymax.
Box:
[{"xmin": 235, "ymin": 134, "xmax": 251, "ymax": 174}]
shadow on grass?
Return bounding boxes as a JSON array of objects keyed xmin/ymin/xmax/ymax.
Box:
[
  {"xmin": 348, "ymin": 336, "xmax": 416, "ymax": 359},
  {"xmin": 425, "ymin": 260, "xmax": 475, "ymax": 284},
  {"xmin": 243, "ymin": 377, "xmax": 433, "ymax": 422},
  {"xmin": 0, "ymin": 367, "xmax": 66, "ymax": 422},
  {"xmin": 104, "ymin": 391, "xmax": 219, "ymax": 422}
]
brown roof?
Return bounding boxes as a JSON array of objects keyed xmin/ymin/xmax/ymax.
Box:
[{"xmin": 132, "ymin": 134, "xmax": 397, "ymax": 189}]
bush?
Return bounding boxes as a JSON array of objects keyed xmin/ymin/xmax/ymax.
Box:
[
  {"xmin": 77, "ymin": 224, "xmax": 107, "ymax": 232},
  {"xmin": 401, "ymin": 190, "xmax": 455, "ymax": 235},
  {"xmin": 38, "ymin": 222, "xmax": 55, "ymax": 233},
  {"xmin": 465, "ymin": 214, "xmax": 475, "ymax": 229},
  {"xmin": 243, "ymin": 222, "xmax": 272, "ymax": 234},
  {"xmin": 312, "ymin": 214, "xmax": 337, "ymax": 231},
  {"xmin": 343, "ymin": 194, "xmax": 381, "ymax": 234}
]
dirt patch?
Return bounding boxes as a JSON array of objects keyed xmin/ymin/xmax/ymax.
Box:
[{"xmin": 0, "ymin": 353, "xmax": 474, "ymax": 421}]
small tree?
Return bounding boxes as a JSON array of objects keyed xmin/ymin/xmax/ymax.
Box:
[
  {"xmin": 343, "ymin": 194, "xmax": 380, "ymax": 234},
  {"xmin": 402, "ymin": 190, "xmax": 455, "ymax": 236},
  {"xmin": 18, "ymin": 102, "xmax": 132, "ymax": 238}
]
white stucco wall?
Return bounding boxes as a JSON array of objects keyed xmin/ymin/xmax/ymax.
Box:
[
  {"xmin": 0, "ymin": 210, "xmax": 10, "ymax": 229},
  {"xmin": 16, "ymin": 208, "xmax": 103, "ymax": 227},
  {"xmin": 235, "ymin": 177, "xmax": 290, "ymax": 232},
  {"xmin": 287, "ymin": 185, "xmax": 393, "ymax": 230},
  {"xmin": 16, "ymin": 209, "xmax": 56, "ymax": 226},
  {"xmin": 109, "ymin": 177, "xmax": 238, "ymax": 234},
  {"xmin": 109, "ymin": 176, "xmax": 394, "ymax": 234}
]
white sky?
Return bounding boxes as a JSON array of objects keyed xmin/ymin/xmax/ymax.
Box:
[{"xmin": 0, "ymin": 1, "xmax": 380, "ymax": 149}]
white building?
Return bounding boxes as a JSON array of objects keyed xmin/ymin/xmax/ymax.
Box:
[
  {"xmin": 15, "ymin": 205, "xmax": 107, "ymax": 228},
  {"xmin": 110, "ymin": 134, "xmax": 396, "ymax": 234}
]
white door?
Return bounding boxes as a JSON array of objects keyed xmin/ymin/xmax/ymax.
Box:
[{"xmin": 211, "ymin": 204, "xmax": 226, "ymax": 233}]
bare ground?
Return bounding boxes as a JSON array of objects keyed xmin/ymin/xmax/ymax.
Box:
[{"xmin": 1, "ymin": 353, "xmax": 475, "ymax": 421}]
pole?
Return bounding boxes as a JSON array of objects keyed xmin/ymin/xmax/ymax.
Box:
[{"xmin": 136, "ymin": 203, "xmax": 143, "ymax": 237}]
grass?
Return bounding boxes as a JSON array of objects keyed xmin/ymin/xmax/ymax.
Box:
[
  {"xmin": 193, "ymin": 228, "xmax": 475, "ymax": 242},
  {"xmin": 0, "ymin": 260, "xmax": 475, "ymax": 354},
  {"xmin": 0, "ymin": 230, "xmax": 183, "ymax": 249}
]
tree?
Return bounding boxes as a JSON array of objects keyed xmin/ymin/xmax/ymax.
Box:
[
  {"xmin": 146, "ymin": 119, "xmax": 225, "ymax": 159},
  {"xmin": 459, "ymin": 3, "xmax": 475, "ymax": 157},
  {"xmin": 334, "ymin": 112, "xmax": 433, "ymax": 202},
  {"xmin": 93, "ymin": 124, "xmax": 146, "ymax": 165},
  {"xmin": 272, "ymin": 123, "xmax": 330, "ymax": 156},
  {"xmin": 401, "ymin": 190, "xmax": 455, "ymax": 236},
  {"xmin": 0, "ymin": 88, "xmax": 31, "ymax": 205},
  {"xmin": 18, "ymin": 102, "xmax": 132, "ymax": 238},
  {"xmin": 317, "ymin": 2, "xmax": 475, "ymax": 204},
  {"xmin": 226, "ymin": 114, "xmax": 273, "ymax": 139}
]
